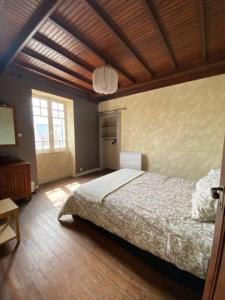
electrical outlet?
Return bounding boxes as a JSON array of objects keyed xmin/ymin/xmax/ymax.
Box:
[{"xmin": 80, "ymin": 168, "xmax": 83, "ymax": 172}]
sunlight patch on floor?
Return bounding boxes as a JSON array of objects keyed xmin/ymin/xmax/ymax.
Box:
[
  {"xmin": 44, "ymin": 182, "xmax": 80, "ymax": 207},
  {"xmin": 64, "ymin": 182, "xmax": 80, "ymax": 192},
  {"xmin": 45, "ymin": 188, "xmax": 67, "ymax": 206}
]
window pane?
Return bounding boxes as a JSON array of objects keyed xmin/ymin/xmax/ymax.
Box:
[
  {"xmin": 54, "ymin": 141, "xmax": 60, "ymax": 148},
  {"xmin": 41, "ymin": 108, "xmax": 48, "ymax": 116},
  {"xmin": 53, "ymin": 118, "xmax": 65, "ymax": 140},
  {"xmin": 52, "ymin": 109, "xmax": 58, "ymax": 117},
  {"xmin": 58, "ymin": 103, "xmax": 64, "ymax": 111},
  {"xmin": 59, "ymin": 111, "xmax": 64, "ymax": 118},
  {"xmin": 52, "ymin": 102, "xmax": 58, "ymax": 110},
  {"xmin": 33, "ymin": 116, "xmax": 50, "ymax": 147},
  {"xmin": 33, "ymin": 107, "xmax": 40, "ymax": 116},
  {"xmin": 43, "ymin": 141, "xmax": 50, "ymax": 149},
  {"xmin": 54, "ymin": 140, "xmax": 66, "ymax": 149},
  {"xmin": 61, "ymin": 141, "xmax": 66, "ymax": 148},
  {"xmin": 32, "ymin": 97, "xmax": 40, "ymax": 106},
  {"xmin": 32, "ymin": 97, "xmax": 67, "ymax": 151},
  {"xmin": 35, "ymin": 141, "xmax": 42, "ymax": 150},
  {"xmin": 53, "ymin": 118, "xmax": 65, "ymax": 148},
  {"xmin": 40, "ymin": 99, "xmax": 47, "ymax": 108}
]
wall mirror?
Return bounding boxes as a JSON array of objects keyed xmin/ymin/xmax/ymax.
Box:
[{"xmin": 0, "ymin": 106, "xmax": 17, "ymax": 146}]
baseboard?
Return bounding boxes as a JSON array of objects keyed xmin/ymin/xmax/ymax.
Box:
[{"xmin": 74, "ymin": 167, "xmax": 101, "ymax": 178}]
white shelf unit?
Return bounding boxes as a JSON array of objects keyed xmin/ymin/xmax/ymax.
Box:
[
  {"xmin": 101, "ymin": 115, "xmax": 117, "ymax": 139},
  {"xmin": 99, "ymin": 112, "xmax": 121, "ymax": 170}
]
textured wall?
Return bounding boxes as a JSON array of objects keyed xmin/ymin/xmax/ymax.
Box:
[
  {"xmin": 99, "ymin": 75, "xmax": 225, "ymax": 181},
  {"xmin": 0, "ymin": 72, "xmax": 99, "ymax": 183},
  {"xmin": 36, "ymin": 151, "xmax": 71, "ymax": 184}
]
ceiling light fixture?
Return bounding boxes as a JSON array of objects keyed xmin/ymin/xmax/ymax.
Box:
[{"xmin": 93, "ymin": 65, "xmax": 118, "ymax": 94}]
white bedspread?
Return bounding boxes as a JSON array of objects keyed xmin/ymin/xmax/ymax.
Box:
[
  {"xmin": 74, "ymin": 168, "xmax": 144, "ymax": 204},
  {"xmin": 58, "ymin": 171, "xmax": 214, "ymax": 278}
]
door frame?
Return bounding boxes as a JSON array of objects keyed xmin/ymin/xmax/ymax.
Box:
[{"xmin": 203, "ymin": 136, "xmax": 225, "ymax": 299}]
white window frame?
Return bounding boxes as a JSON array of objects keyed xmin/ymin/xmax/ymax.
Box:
[{"xmin": 32, "ymin": 96, "xmax": 68, "ymax": 154}]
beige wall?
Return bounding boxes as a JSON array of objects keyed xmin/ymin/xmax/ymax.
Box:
[
  {"xmin": 99, "ymin": 75, "xmax": 225, "ymax": 181},
  {"xmin": 36, "ymin": 151, "xmax": 71, "ymax": 184},
  {"xmin": 66, "ymin": 101, "xmax": 76, "ymax": 177}
]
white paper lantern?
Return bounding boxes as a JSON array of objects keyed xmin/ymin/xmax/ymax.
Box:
[{"xmin": 93, "ymin": 66, "xmax": 118, "ymax": 94}]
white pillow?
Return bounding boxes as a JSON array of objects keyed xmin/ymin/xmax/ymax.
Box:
[{"xmin": 191, "ymin": 169, "xmax": 221, "ymax": 222}]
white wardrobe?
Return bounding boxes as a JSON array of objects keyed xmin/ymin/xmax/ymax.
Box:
[{"xmin": 99, "ymin": 111, "xmax": 121, "ymax": 170}]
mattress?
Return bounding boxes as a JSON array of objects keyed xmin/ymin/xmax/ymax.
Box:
[{"xmin": 59, "ymin": 172, "xmax": 215, "ymax": 278}]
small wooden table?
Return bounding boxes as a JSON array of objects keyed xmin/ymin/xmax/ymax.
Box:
[{"xmin": 0, "ymin": 198, "xmax": 20, "ymax": 245}]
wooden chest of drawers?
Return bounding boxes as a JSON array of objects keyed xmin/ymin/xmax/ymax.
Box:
[{"xmin": 0, "ymin": 160, "xmax": 31, "ymax": 201}]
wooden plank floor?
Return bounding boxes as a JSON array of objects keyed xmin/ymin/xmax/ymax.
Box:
[{"xmin": 0, "ymin": 172, "xmax": 204, "ymax": 300}]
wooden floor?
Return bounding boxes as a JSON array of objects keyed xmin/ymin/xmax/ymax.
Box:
[{"xmin": 0, "ymin": 172, "xmax": 205, "ymax": 300}]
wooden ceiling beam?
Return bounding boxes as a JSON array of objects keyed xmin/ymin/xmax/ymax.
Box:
[
  {"xmin": 33, "ymin": 33, "xmax": 94, "ymax": 73},
  {"xmin": 49, "ymin": 15, "xmax": 136, "ymax": 83},
  {"xmin": 142, "ymin": 0, "xmax": 177, "ymax": 69},
  {"xmin": 98, "ymin": 60, "xmax": 225, "ymax": 101},
  {"xmin": 199, "ymin": 0, "xmax": 207, "ymax": 61},
  {"xmin": 13, "ymin": 62, "xmax": 92, "ymax": 94},
  {"xmin": 83, "ymin": 0, "xmax": 154, "ymax": 77},
  {"xmin": 22, "ymin": 47, "xmax": 92, "ymax": 85},
  {"xmin": 0, "ymin": 0, "xmax": 62, "ymax": 73}
]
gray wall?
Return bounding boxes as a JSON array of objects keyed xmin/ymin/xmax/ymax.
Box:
[
  {"xmin": 0, "ymin": 70, "xmax": 99, "ymax": 183},
  {"xmin": 75, "ymin": 100, "xmax": 99, "ymax": 173}
]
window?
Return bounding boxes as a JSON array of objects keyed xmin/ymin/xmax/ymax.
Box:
[
  {"xmin": 52, "ymin": 101, "xmax": 66, "ymax": 149},
  {"xmin": 32, "ymin": 97, "xmax": 67, "ymax": 152}
]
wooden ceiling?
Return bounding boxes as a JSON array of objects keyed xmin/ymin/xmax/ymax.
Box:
[{"xmin": 0, "ymin": 0, "xmax": 225, "ymax": 101}]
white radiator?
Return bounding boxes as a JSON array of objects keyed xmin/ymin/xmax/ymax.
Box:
[{"xmin": 120, "ymin": 151, "xmax": 142, "ymax": 170}]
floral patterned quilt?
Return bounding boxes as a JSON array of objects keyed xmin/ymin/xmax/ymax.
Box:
[{"xmin": 58, "ymin": 172, "xmax": 215, "ymax": 278}]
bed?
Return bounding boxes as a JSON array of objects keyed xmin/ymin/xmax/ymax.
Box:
[{"xmin": 58, "ymin": 169, "xmax": 215, "ymax": 279}]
